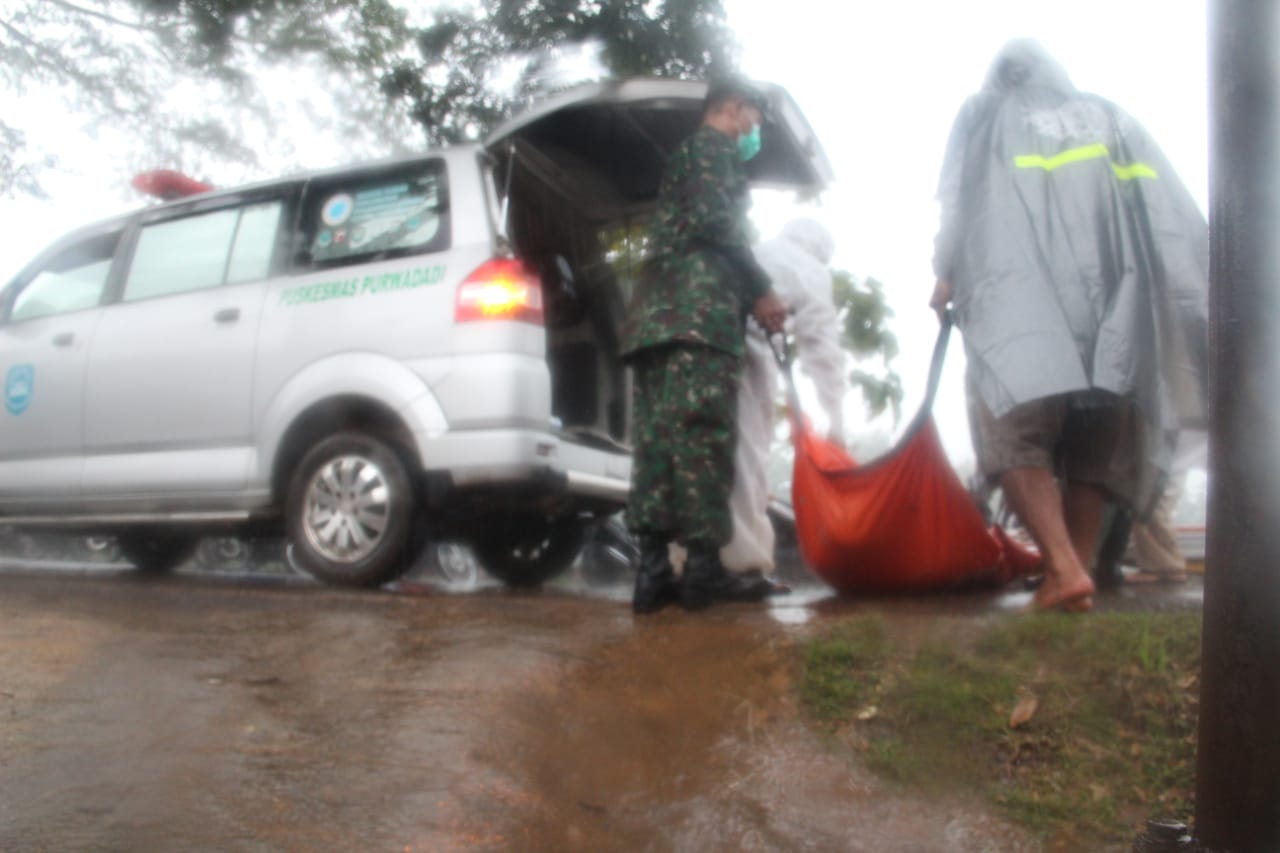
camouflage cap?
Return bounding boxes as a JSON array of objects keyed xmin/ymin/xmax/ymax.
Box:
[{"xmin": 704, "ymin": 76, "xmax": 769, "ymax": 116}]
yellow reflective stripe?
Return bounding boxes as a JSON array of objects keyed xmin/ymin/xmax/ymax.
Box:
[
  {"xmin": 1111, "ymin": 161, "xmax": 1158, "ymax": 180},
  {"xmin": 1014, "ymin": 143, "xmax": 1157, "ymax": 180},
  {"xmin": 1014, "ymin": 143, "xmax": 1111, "ymax": 172}
]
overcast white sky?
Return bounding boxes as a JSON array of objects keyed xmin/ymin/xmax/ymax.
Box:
[{"xmin": 0, "ymin": 0, "xmax": 1210, "ymax": 469}]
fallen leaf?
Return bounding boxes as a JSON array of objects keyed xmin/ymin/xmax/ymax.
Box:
[
  {"xmin": 856, "ymin": 705, "xmax": 879, "ymax": 721},
  {"xmin": 1178, "ymin": 673, "xmax": 1198, "ymax": 690},
  {"xmin": 1009, "ymin": 695, "xmax": 1039, "ymax": 729}
]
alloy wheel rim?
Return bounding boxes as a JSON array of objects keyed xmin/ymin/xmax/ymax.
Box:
[{"xmin": 302, "ymin": 454, "xmax": 392, "ymax": 564}]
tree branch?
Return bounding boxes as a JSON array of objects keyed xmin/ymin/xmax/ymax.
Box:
[
  {"xmin": 0, "ymin": 17, "xmax": 124, "ymax": 111},
  {"xmin": 43, "ymin": 0, "xmax": 149, "ymax": 32}
]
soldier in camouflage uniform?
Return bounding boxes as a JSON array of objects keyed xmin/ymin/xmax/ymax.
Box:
[{"xmin": 621, "ymin": 79, "xmax": 789, "ymax": 613}]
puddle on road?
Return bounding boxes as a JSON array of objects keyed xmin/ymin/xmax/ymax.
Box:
[{"xmin": 457, "ymin": 606, "xmax": 1040, "ymax": 852}]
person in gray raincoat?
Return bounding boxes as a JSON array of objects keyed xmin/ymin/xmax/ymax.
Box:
[{"xmin": 930, "ymin": 39, "xmax": 1208, "ymax": 612}]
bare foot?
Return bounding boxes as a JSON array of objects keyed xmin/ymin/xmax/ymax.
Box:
[
  {"xmin": 1032, "ymin": 571, "xmax": 1096, "ymax": 613},
  {"xmin": 1062, "ymin": 595, "xmax": 1094, "ymax": 613}
]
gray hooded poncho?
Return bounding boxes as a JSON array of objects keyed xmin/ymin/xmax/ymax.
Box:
[{"xmin": 933, "ymin": 39, "xmax": 1209, "ymax": 511}]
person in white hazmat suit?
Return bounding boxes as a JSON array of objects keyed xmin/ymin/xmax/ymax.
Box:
[{"xmin": 691, "ymin": 218, "xmax": 847, "ymax": 593}]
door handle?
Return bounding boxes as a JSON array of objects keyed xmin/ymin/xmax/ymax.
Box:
[
  {"xmin": 52, "ymin": 332, "xmax": 74, "ymax": 347},
  {"xmin": 213, "ymin": 307, "xmax": 241, "ymax": 324}
]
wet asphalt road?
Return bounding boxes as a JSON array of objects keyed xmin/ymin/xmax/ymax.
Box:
[{"xmin": 0, "ymin": 561, "xmax": 1201, "ymax": 852}]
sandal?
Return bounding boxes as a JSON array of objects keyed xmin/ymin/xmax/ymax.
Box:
[
  {"xmin": 737, "ymin": 569, "xmax": 792, "ymax": 599},
  {"xmin": 1124, "ymin": 569, "xmax": 1188, "ymax": 585}
]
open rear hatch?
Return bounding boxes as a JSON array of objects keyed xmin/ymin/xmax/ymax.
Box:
[{"xmin": 485, "ymin": 77, "xmax": 834, "ymax": 222}]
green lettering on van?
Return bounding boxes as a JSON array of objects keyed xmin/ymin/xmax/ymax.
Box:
[{"xmin": 284, "ymin": 264, "xmax": 447, "ymax": 306}]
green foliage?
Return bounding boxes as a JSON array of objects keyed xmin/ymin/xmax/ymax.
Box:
[
  {"xmin": 831, "ymin": 269, "xmax": 904, "ymax": 421},
  {"xmin": 0, "ymin": 0, "xmax": 737, "ymax": 194},
  {"xmin": 494, "ymin": 0, "xmax": 735, "ymax": 78},
  {"xmin": 0, "ymin": 0, "xmax": 414, "ymax": 194},
  {"xmin": 383, "ymin": 0, "xmax": 734, "ymax": 145}
]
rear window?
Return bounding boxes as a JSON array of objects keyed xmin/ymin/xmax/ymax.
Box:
[{"xmin": 299, "ymin": 160, "xmax": 450, "ymax": 269}]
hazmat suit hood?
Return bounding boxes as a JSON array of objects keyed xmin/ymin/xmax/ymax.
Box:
[
  {"xmin": 780, "ymin": 217, "xmax": 836, "ymax": 266},
  {"xmin": 981, "ymin": 38, "xmax": 1075, "ymax": 96}
]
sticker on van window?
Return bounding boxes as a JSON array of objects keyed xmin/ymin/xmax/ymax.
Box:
[
  {"xmin": 311, "ymin": 174, "xmax": 442, "ymax": 263},
  {"xmin": 279, "ymin": 263, "xmax": 449, "ymax": 306},
  {"xmin": 321, "ymin": 194, "xmax": 354, "ymax": 227},
  {"xmin": 4, "ymin": 364, "xmax": 34, "ymax": 415}
]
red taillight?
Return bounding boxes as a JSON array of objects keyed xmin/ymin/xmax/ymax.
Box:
[{"xmin": 455, "ymin": 258, "xmax": 544, "ymax": 324}]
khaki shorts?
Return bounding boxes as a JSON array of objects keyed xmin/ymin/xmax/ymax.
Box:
[{"xmin": 969, "ymin": 390, "xmax": 1139, "ymax": 497}]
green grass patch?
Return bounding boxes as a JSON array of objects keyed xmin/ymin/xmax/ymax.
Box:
[
  {"xmin": 800, "ymin": 611, "xmax": 1201, "ymax": 846},
  {"xmin": 799, "ymin": 615, "xmax": 890, "ymax": 721}
]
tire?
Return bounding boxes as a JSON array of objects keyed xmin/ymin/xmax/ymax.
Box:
[
  {"xmin": 579, "ymin": 515, "xmax": 636, "ymax": 585},
  {"xmin": 472, "ymin": 512, "xmax": 586, "ymax": 587},
  {"xmin": 285, "ymin": 431, "xmax": 421, "ymax": 588},
  {"xmin": 434, "ymin": 542, "xmax": 480, "ymax": 586},
  {"xmin": 117, "ymin": 532, "xmax": 199, "ymax": 574}
]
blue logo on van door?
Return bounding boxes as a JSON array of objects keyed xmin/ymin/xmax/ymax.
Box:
[{"xmin": 5, "ymin": 364, "xmax": 34, "ymax": 415}]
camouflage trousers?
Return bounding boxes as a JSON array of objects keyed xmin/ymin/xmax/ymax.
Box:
[{"xmin": 627, "ymin": 343, "xmax": 739, "ymax": 548}]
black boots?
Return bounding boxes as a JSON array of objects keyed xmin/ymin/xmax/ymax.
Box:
[
  {"xmin": 632, "ymin": 540, "xmax": 787, "ymax": 614},
  {"xmin": 631, "ymin": 537, "xmax": 680, "ymax": 614},
  {"xmin": 680, "ymin": 546, "xmax": 774, "ymax": 611}
]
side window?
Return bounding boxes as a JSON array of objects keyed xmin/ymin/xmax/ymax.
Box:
[
  {"xmin": 300, "ymin": 160, "xmax": 450, "ymax": 269},
  {"xmin": 124, "ymin": 200, "xmax": 283, "ymax": 302},
  {"xmin": 9, "ymin": 231, "xmax": 120, "ymax": 323},
  {"xmin": 227, "ymin": 202, "xmax": 284, "ymax": 285}
]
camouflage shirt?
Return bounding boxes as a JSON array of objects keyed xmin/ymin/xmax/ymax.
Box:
[{"xmin": 620, "ymin": 125, "xmax": 772, "ymax": 359}]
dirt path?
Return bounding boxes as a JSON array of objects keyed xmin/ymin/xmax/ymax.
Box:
[{"xmin": 0, "ymin": 570, "xmax": 1048, "ymax": 851}]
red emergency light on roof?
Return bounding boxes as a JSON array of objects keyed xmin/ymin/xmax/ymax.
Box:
[{"xmin": 131, "ymin": 170, "xmax": 213, "ymax": 201}]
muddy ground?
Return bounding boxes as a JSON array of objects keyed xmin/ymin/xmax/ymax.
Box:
[{"xmin": 0, "ymin": 564, "xmax": 1201, "ymax": 852}]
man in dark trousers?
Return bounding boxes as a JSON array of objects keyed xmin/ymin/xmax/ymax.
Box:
[{"xmin": 622, "ymin": 78, "xmax": 788, "ymax": 614}]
